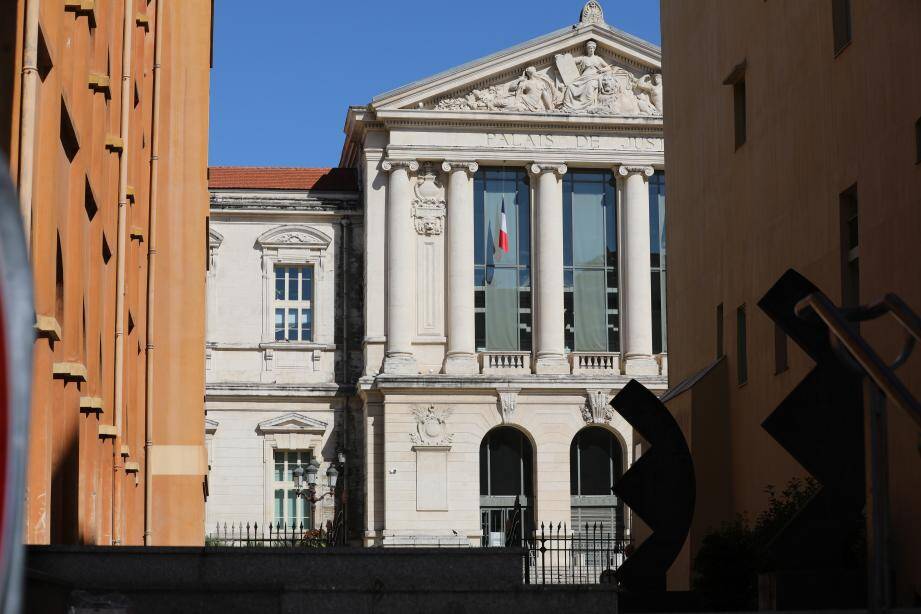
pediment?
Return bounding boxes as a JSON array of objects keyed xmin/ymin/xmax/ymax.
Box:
[
  {"xmin": 255, "ymin": 225, "xmax": 331, "ymax": 250},
  {"xmin": 257, "ymin": 412, "xmax": 328, "ymax": 434},
  {"xmin": 372, "ymin": 4, "xmax": 661, "ymax": 120}
]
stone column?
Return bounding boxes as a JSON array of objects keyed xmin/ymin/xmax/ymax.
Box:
[
  {"xmin": 381, "ymin": 159, "xmax": 419, "ymax": 374},
  {"xmin": 617, "ymin": 164, "xmax": 659, "ymax": 375},
  {"xmin": 441, "ymin": 161, "xmax": 479, "ymax": 374},
  {"xmin": 530, "ymin": 163, "xmax": 569, "ymax": 374}
]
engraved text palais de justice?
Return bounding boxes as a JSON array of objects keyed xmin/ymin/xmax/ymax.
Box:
[{"xmin": 485, "ymin": 133, "xmax": 662, "ymax": 151}]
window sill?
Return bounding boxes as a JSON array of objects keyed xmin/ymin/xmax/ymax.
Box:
[{"xmin": 259, "ymin": 341, "xmax": 335, "ymax": 351}]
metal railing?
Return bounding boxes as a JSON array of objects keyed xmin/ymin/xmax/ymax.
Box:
[
  {"xmin": 522, "ymin": 521, "xmax": 629, "ymax": 585},
  {"xmin": 207, "ymin": 515, "xmax": 346, "ymax": 548},
  {"xmin": 794, "ymin": 289, "xmax": 920, "ymax": 614}
]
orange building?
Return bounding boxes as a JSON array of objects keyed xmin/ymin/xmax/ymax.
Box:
[
  {"xmin": 1, "ymin": 0, "xmax": 212, "ymax": 545},
  {"xmin": 661, "ymin": 0, "xmax": 920, "ymax": 605}
]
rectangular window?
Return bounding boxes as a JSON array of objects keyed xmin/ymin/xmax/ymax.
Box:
[
  {"xmin": 839, "ymin": 185, "xmax": 859, "ymax": 307},
  {"xmin": 474, "ymin": 168, "xmax": 531, "ymax": 351},
  {"xmin": 737, "ymin": 305, "xmax": 748, "ymax": 385},
  {"xmin": 716, "ymin": 303, "xmax": 724, "ymax": 359},
  {"xmin": 649, "ymin": 172, "xmax": 667, "ymax": 354},
  {"xmin": 832, "ymin": 0, "xmax": 852, "ymax": 55},
  {"xmin": 562, "ymin": 170, "xmax": 619, "ymax": 352},
  {"xmin": 733, "ymin": 79, "xmax": 746, "ymax": 149},
  {"xmin": 724, "ymin": 61, "xmax": 747, "ymax": 150},
  {"xmin": 915, "ymin": 116, "xmax": 920, "ymax": 165},
  {"xmin": 274, "ymin": 265, "xmax": 314, "ymax": 341},
  {"xmin": 774, "ymin": 323, "xmax": 788, "ymax": 374},
  {"xmin": 272, "ymin": 450, "xmax": 312, "ymax": 528}
]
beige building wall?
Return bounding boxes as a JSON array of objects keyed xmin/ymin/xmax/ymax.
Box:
[
  {"xmin": 1, "ymin": 0, "xmax": 212, "ymax": 546},
  {"xmin": 661, "ymin": 0, "xmax": 921, "ymax": 601}
]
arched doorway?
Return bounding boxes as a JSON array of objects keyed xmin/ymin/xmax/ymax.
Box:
[
  {"xmin": 479, "ymin": 427, "xmax": 534, "ymax": 546},
  {"xmin": 570, "ymin": 427, "xmax": 624, "ymax": 538}
]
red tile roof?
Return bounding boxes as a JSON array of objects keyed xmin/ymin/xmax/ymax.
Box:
[{"xmin": 208, "ymin": 167, "xmax": 358, "ymax": 192}]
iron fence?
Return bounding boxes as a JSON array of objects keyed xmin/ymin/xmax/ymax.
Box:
[
  {"xmin": 521, "ymin": 521, "xmax": 629, "ymax": 585},
  {"xmin": 206, "ymin": 513, "xmax": 346, "ymax": 548}
]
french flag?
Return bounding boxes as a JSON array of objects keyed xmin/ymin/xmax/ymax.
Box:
[{"xmin": 498, "ymin": 199, "xmax": 510, "ymax": 254}]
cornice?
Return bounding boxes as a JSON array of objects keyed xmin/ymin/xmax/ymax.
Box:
[{"xmin": 375, "ymin": 109, "xmax": 663, "ymax": 132}]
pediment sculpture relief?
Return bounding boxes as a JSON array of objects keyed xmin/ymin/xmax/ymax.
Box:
[{"xmin": 434, "ymin": 40, "xmax": 662, "ymax": 117}]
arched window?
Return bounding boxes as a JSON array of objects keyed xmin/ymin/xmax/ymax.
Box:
[
  {"xmin": 479, "ymin": 427, "xmax": 534, "ymax": 545},
  {"xmin": 570, "ymin": 427, "xmax": 624, "ymax": 535}
]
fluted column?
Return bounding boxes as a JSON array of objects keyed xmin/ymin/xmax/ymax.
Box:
[
  {"xmin": 617, "ymin": 164, "xmax": 659, "ymax": 375},
  {"xmin": 382, "ymin": 159, "xmax": 419, "ymax": 374},
  {"xmin": 442, "ymin": 161, "xmax": 479, "ymax": 374},
  {"xmin": 530, "ymin": 163, "xmax": 569, "ymax": 374}
]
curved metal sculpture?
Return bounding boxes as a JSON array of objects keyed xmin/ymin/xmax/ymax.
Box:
[{"xmin": 611, "ymin": 379, "xmax": 695, "ymax": 592}]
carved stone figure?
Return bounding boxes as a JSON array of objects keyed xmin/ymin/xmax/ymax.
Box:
[
  {"xmin": 634, "ymin": 73, "xmax": 663, "ymax": 114},
  {"xmin": 560, "ymin": 41, "xmax": 612, "ymax": 112},
  {"xmin": 432, "ymin": 39, "xmax": 663, "ymax": 117},
  {"xmin": 511, "ymin": 66, "xmax": 556, "ymax": 112}
]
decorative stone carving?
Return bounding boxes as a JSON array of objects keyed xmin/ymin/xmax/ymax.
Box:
[
  {"xmin": 580, "ymin": 0, "xmax": 605, "ymax": 25},
  {"xmin": 441, "ymin": 160, "xmax": 479, "ymax": 177},
  {"xmin": 433, "ymin": 40, "xmax": 662, "ymax": 117},
  {"xmin": 582, "ymin": 389, "xmax": 615, "ymax": 424},
  {"xmin": 410, "ymin": 405, "xmax": 454, "ymax": 447},
  {"xmin": 381, "ymin": 159, "xmax": 420, "ymax": 173},
  {"xmin": 617, "ymin": 164, "xmax": 655, "ymax": 178},
  {"xmin": 411, "ymin": 163, "xmax": 446, "ymax": 236},
  {"xmin": 496, "ymin": 388, "xmax": 520, "ymax": 424},
  {"xmin": 529, "ymin": 162, "xmax": 568, "ymax": 178}
]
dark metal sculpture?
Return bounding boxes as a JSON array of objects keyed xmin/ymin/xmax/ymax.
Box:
[
  {"xmin": 611, "ymin": 379, "xmax": 695, "ymax": 592},
  {"xmin": 758, "ymin": 270, "xmax": 866, "ymax": 573}
]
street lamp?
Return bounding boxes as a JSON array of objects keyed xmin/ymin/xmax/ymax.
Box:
[{"xmin": 292, "ymin": 457, "xmax": 338, "ymax": 530}]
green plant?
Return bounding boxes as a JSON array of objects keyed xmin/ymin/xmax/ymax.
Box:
[{"xmin": 692, "ymin": 476, "xmax": 820, "ymax": 611}]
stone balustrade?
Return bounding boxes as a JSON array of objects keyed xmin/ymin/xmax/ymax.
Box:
[
  {"xmin": 570, "ymin": 352, "xmax": 621, "ymax": 375},
  {"xmin": 480, "ymin": 351, "xmax": 532, "ymax": 375}
]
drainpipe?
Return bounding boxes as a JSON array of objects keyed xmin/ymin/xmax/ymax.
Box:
[
  {"xmin": 17, "ymin": 0, "xmax": 39, "ymax": 251},
  {"xmin": 112, "ymin": 0, "xmax": 134, "ymax": 545},
  {"xmin": 143, "ymin": 0, "xmax": 164, "ymax": 547}
]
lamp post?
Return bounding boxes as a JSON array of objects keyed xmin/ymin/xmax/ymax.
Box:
[{"xmin": 292, "ymin": 457, "xmax": 338, "ymax": 530}]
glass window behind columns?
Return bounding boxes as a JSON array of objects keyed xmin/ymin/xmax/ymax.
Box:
[
  {"xmin": 474, "ymin": 168, "xmax": 532, "ymax": 351},
  {"xmin": 649, "ymin": 172, "xmax": 667, "ymax": 354},
  {"xmin": 562, "ymin": 170, "xmax": 620, "ymax": 352}
]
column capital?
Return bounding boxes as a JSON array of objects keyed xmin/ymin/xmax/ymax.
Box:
[
  {"xmin": 381, "ymin": 159, "xmax": 419, "ymax": 173},
  {"xmin": 616, "ymin": 164, "xmax": 654, "ymax": 178},
  {"xmin": 529, "ymin": 162, "xmax": 568, "ymax": 177},
  {"xmin": 441, "ymin": 160, "xmax": 479, "ymax": 175}
]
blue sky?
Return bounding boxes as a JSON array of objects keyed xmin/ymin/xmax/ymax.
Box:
[{"xmin": 208, "ymin": 1, "xmax": 661, "ymax": 168}]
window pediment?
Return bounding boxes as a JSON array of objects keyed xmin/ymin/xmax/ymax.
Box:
[
  {"xmin": 257, "ymin": 412, "xmax": 328, "ymax": 434},
  {"xmin": 255, "ymin": 225, "xmax": 332, "ymax": 251},
  {"xmin": 205, "ymin": 418, "xmax": 219, "ymax": 435}
]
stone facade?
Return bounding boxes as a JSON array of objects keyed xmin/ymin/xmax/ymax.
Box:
[
  {"xmin": 206, "ymin": 172, "xmax": 362, "ymax": 533},
  {"xmin": 206, "ymin": 3, "xmax": 668, "ymax": 546}
]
